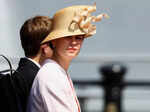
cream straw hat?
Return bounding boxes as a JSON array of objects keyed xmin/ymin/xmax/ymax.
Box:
[{"xmin": 42, "ymin": 4, "xmax": 109, "ymax": 44}]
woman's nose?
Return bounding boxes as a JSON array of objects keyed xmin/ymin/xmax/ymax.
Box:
[{"xmin": 71, "ymin": 37, "xmax": 77, "ymax": 44}]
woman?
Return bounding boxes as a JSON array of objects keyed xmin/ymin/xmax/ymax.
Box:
[{"xmin": 27, "ymin": 4, "xmax": 108, "ymax": 112}]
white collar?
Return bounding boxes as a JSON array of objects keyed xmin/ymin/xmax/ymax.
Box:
[{"xmin": 26, "ymin": 57, "xmax": 41, "ymax": 68}]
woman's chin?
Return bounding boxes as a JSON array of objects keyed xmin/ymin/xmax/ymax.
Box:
[{"xmin": 67, "ymin": 53, "xmax": 78, "ymax": 59}]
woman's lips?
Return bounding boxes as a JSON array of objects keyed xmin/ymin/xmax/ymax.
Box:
[{"xmin": 67, "ymin": 47, "xmax": 78, "ymax": 51}]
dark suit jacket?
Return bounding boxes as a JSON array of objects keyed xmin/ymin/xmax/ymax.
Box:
[{"xmin": 12, "ymin": 58, "xmax": 40, "ymax": 112}]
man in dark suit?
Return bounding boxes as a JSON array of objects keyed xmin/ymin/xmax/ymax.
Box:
[{"xmin": 12, "ymin": 16, "xmax": 53, "ymax": 112}]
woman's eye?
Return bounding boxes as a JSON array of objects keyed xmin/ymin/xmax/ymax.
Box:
[{"xmin": 76, "ymin": 36, "xmax": 84, "ymax": 40}]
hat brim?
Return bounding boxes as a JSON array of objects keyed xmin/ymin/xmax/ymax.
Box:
[{"xmin": 41, "ymin": 29, "xmax": 92, "ymax": 44}]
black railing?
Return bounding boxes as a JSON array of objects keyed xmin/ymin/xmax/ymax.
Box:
[{"xmin": 73, "ymin": 62, "xmax": 150, "ymax": 112}]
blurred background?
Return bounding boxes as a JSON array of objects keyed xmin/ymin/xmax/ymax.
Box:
[{"xmin": 0, "ymin": 0, "xmax": 150, "ymax": 112}]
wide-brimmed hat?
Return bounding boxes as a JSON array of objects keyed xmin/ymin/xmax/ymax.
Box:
[{"xmin": 42, "ymin": 4, "xmax": 108, "ymax": 44}]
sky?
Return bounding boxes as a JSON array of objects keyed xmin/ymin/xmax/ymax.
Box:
[{"xmin": 1, "ymin": 0, "xmax": 150, "ymax": 58}]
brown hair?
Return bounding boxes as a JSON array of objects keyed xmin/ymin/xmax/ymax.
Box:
[{"xmin": 20, "ymin": 16, "xmax": 52, "ymax": 57}]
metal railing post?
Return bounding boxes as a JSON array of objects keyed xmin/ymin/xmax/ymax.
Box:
[{"xmin": 100, "ymin": 62, "xmax": 127, "ymax": 112}]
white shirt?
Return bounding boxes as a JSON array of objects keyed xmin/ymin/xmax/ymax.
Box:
[{"xmin": 27, "ymin": 59, "xmax": 80, "ymax": 112}]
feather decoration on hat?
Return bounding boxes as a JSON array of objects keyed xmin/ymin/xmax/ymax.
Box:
[{"xmin": 69, "ymin": 3, "xmax": 109, "ymax": 36}]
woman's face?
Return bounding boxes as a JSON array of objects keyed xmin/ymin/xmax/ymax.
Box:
[{"xmin": 52, "ymin": 35, "xmax": 84, "ymax": 60}]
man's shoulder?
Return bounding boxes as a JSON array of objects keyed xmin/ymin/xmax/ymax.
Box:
[
  {"xmin": 19, "ymin": 58, "xmax": 38, "ymax": 68},
  {"xmin": 16, "ymin": 58, "xmax": 39, "ymax": 72},
  {"xmin": 12, "ymin": 58, "xmax": 39, "ymax": 83}
]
